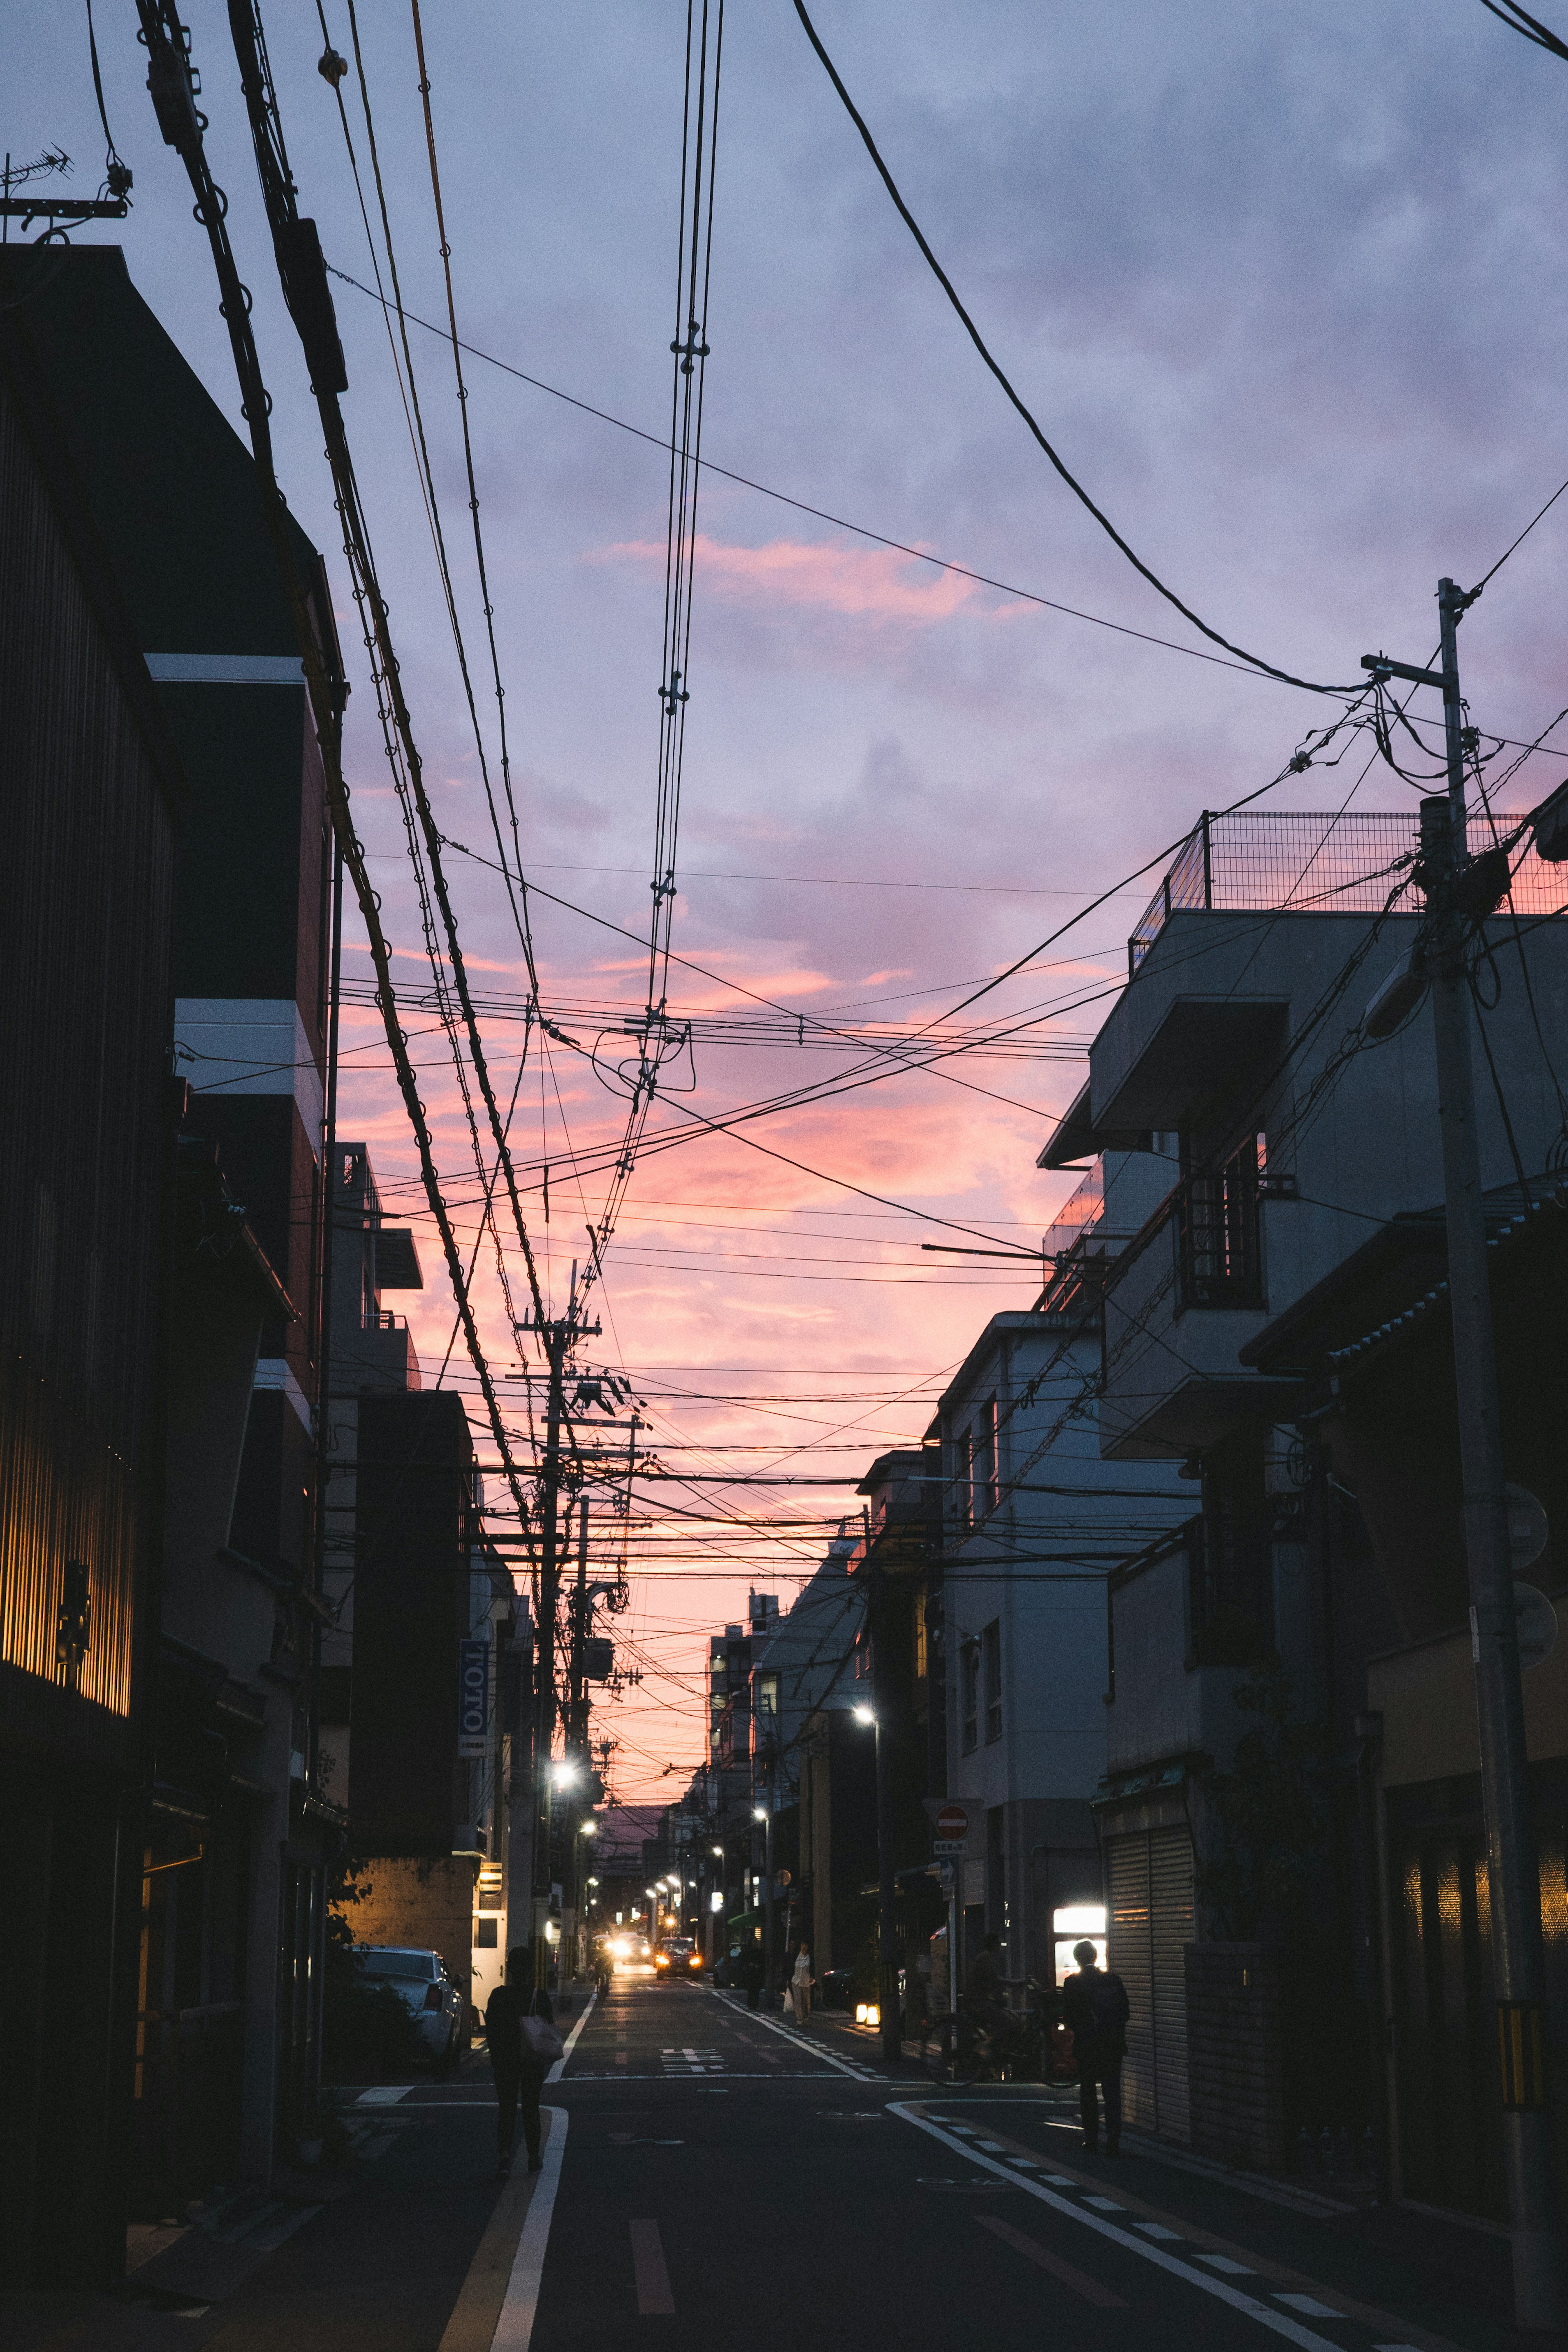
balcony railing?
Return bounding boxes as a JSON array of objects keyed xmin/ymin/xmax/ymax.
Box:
[
  {"xmin": 1128, "ymin": 808, "xmax": 1568, "ymax": 978},
  {"xmin": 1042, "ymin": 1161, "xmax": 1104, "ymax": 1261}
]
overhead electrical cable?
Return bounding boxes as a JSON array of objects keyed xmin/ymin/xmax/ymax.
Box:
[
  {"xmin": 319, "ymin": 0, "xmax": 539, "ymax": 983},
  {"xmin": 1476, "ymin": 0, "xmax": 1568, "ymax": 60},
  {"xmin": 569, "ymin": 0, "xmax": 728, "ymax": 1339},
  {"xmin": 788, "ymin": 0, "xmax": 1362, "ymax": 700},
  {"xmin": 221, "ymin": 0, "xmax": 550, "ymax": 1353},
  {"xmin": 322, "ymin": 260, "xmax": 1345, "ymax": 693},
  {"xmin": 133, "ymin": 0, "xmax": 537, "ymax": 1561}
]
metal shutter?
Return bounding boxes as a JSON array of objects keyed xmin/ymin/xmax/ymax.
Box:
[
  {"xmin": 1107, "ymin": 1835, "xmax": 1154, "ymax": 2132},
  {"xmin": 1149, "ymin": 1826, "xmax": 1194, "ymax": 2143}
]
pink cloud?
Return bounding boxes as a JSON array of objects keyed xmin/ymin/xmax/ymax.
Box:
[{"xmin": 592, "ymin": 533, "xmax": 983, "ymax": 624}]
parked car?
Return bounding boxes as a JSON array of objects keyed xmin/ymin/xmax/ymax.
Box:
[
  {"xmin": 357, "ymin": 1946, "xmax": 465, "ymax": 2066},
  {"xmin": 817, "ymin": 1968, "xmax": 855, "ymax": 2011},
  {"xmin": 654, "ymin": 1936, "xmax": 704, "ymax": 1981}
]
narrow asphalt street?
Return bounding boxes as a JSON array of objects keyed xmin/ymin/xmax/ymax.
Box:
[{"xmin": 11, "ymin": 1974, "xmax": 1537, "ymax": 2352}]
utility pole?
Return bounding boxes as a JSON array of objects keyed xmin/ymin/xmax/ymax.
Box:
[
  {"xmin": 757, "ymin": 1799, "xmax": 776, "ymax": 2006},
  {"xmin": 1364, "ymin": 580, "xmax": 1564, "ymax": 2329},
  {"xmin": 521, "ymin": 1277, "xmax": 599, "ymax": 1993},
  {"xmin": 869, "ymin": 1560, "xmax": 901, "ymax": 2065}
]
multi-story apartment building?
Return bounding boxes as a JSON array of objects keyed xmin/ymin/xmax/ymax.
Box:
[
  {"xmin": 1055, "ymin": 804, "xmax": 1568, "ymax": 2195},
  {"xmin": 7, "ymin": 243, "xmax": 347, "ymax": 2226},
  {"xmin": 935, "ymin": 1280, "xmax": 1191, "ymax": 1993},
  {"xmin": 1, "ymin": 283, "xmax": 184, "ymax": 2288}
]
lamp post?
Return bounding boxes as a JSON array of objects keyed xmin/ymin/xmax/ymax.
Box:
[
  {"xmin": 753, "ymin": 1804, "xmax": 775, "ymax": 2004},
  {"xmin": 854, "ymin": 1701, "xmax": 901, "ymax": 2064}
]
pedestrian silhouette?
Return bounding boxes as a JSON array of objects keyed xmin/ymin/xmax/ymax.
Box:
[
  {"xmin": 485, "ymin": 1944, "xmax": 554, "ymax": 2179},
  {"xmin": 1060, "ymin": 1939, "xmax": 1129, "ymax": 2156}
]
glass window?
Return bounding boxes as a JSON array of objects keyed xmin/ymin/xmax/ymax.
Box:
[
  {"xmin": 961, "ymin": 1641, "xmax": 978, "ymax": 1755},
  {"xmin": 953, "ymin": 1425, "xmax": 972, "ymax": 1534},
  {"xmin": 359, "ymin": 1948, "xmax": 435, "ymax": 1981},
  {"xmin": 983, "ymin": 1619, "xmax": 1002, "ymax": 1744}
]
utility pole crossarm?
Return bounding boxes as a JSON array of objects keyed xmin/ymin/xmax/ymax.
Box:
[{"xmin": 1359, "ymin": 653, "xmax": 1447, "ymax": 690}]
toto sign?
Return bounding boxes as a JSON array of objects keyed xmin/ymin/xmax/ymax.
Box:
[{"xmin": 457, "ymin": 1637, "xmax": 490, "ymax": 1759}]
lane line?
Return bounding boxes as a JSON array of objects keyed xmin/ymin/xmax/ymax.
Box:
[
  {"xmin": 977, "ymin": 2214, "xmax": 1127, "ymax": 2308},
  {"xmin": 491, "ymin": 2106, "xmax": 568, "ymax": 2351},
  {"xmin": 710, "ymin": 1990, "xmax": 868, "ymax": 2080},
  {"xmin": 629, "ymin": 2219, "xmax": 676, "ymax": 2316},
  {"xmin": 889, "ymin": 2106, "xmax": 1345, "ymax": 2352},
  {"xmin": 355, "ymin": 2084, "xmax": 413, "ymax": 2105},
  {"xmin": 436, "ymin": 2117, "xmax": 555, "ymax": 2352},
  {"xmin": 547, "ymin": 1989, "xmax": 597, "ymax": 2085}
]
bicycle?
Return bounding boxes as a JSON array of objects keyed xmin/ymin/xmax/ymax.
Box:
[
  {"xmin": 922, "ymin": 1981, "xmax": 1054, "ymax": 2086},
  {"xmin": 921, "ymin": 2012, "xmax": 984, "ymax": 2085}
]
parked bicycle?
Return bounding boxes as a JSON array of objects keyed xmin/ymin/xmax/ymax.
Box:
[{"xmin": 921, "ymin": 1978, "xmax": 1055, "ymax": 2085}]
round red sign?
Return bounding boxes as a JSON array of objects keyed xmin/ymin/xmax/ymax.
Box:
[{"xmin": 935, "ymin": 1804, "xmax": 969, "ymax": 1840}]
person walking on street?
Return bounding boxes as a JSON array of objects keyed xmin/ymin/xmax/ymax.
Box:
[
  {"xmin": 1060, "ymin": 1939, "xmax": 1129, "ymax": 2156},
  {"xmin": 790, "ymin": 1942, "xmax": 813, "ymax": 2027},
  {"xmin": 740, "ymin": 1933, "xmax": 766, "ymax": 2011},
  {"xmin": 485, "ymin": 1945, "xmax": 555, "ymax": 2180}
]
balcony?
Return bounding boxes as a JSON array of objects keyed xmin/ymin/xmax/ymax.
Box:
[{"xmin": 1127, "ymin": 807, "xmax": 1568, "ymax": 979}]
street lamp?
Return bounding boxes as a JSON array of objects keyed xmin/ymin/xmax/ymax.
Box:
[
  {"xmin": 852, "ymin": 1698, "xmax": 900, "ymax": 2063},
  {"xmin": 753, "ymin": 1804, "xmax": 777, "ymax": 2006}
]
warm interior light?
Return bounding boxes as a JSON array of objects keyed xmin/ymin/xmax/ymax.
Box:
[
  {"xmin": 1052, "ymin": 1904, "xmax": 1107, "ymax": 1935},
  {"xmin": 864, "ymin": 2003, "xmax": 880, "ymax": 2027}
]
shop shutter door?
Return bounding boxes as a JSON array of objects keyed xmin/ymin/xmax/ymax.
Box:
[
  {"xmin": 1107, "ymin": 1835, "xmax": 1154, "ymax": 2132},
  {"xmin": 1149, "ymin": 1826, "xmax": 1194, "ymax": 2144}
]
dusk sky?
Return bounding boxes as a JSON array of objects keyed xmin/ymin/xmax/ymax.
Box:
[{"xmin": 15, "ymin": 0, "xmax": 1568, "ymax": 1801}]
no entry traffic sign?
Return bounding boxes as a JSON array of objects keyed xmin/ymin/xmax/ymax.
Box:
[{"xmin": 935, "ymin": 1803, "xmax": 969, "ymax": 1841}]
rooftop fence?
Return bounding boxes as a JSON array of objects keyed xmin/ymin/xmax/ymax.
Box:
[{"xmin": 1127, "ymin": 809, "xmax": 1568, "ymax": 977}]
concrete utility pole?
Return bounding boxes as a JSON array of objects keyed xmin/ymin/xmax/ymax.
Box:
[
  {"xmin": 523, "ymin": 1284, "xmax": 599, "ymax": 1991},
  {"xmin": 866, "ymin": 1559, "xmax": 901, "ymax": 2064},
  {"xmin": 1364, "ymin": 581, "xmax": 1564, "ymax": 2329}
]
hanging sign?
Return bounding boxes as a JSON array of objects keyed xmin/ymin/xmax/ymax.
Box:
[{"xmin": 458, "ymin": 1638, "xmax": 490, "ymax": 1758}]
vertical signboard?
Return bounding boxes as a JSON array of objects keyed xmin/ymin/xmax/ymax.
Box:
[{"xmin": 458, "ymin": 1636, "xmax": 490, "ymax": 1759}]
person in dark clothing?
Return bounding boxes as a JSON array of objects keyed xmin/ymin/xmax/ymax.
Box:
[
  {"xmin": 739, "ymin": 1934, "xmax": 766, "ymax": 2011},
  {"xmin": 1060, "ymin": 1939, "xmax": 1129, "ymax": 2154},
  {"xmin": 485, "ymin": 1944, "xmax": 555, "ymax": 2180}
]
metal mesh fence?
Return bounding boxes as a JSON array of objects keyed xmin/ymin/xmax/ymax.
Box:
[{"xmin": 1129, "ymin": 810, "xmax": 1568, "ymax": 974}]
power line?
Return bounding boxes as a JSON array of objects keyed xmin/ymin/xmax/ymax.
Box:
[
  {"xmin": 789, "ymin": 0, "xmax": 1362, "ymax": 701},
  {"xmin": 321, "ymin": 261, "xmax": 1341, "ymax": 693}
]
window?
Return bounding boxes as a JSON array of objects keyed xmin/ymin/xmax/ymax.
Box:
[
  {"xmin": 983, "ymin": 1619, "xmax": 1002, "ymax": 1745},
  {"xmin": 1176, "ymin": 1137, "xmax": 1263, "ymax": 1310},
  {"xmin": 960, "ymin": 1640, "xmax": 979, "ymax": 1755},
  {"xmin": 474, "ymin": 1917, "xmax": 498, "ymax": 1949},
  {"xmin": 953, "ymin": 1425, "xmax": 973, "ymax": 1534},
  {"xmin": 974, "ymin": 1396, "xmax": 999, "ymax": 1520},
  {"xmin": 913, "ymin": 1595, "xmax": 928, "ymax": 1684}
]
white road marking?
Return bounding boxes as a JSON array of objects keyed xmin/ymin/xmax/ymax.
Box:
[
  {"xmin": 490, "ymin": 2107, "xmax": 568, "ymax": 2352},
  {"xmin": 546, "ymin": 1990, "xmax": 597, "ymax": 2085},
  {"xmin": 1276, "ymin": 2296, "xmax": 1342, "ymax": 2318},
  {"xmin": 1134, "ymin": 2223, "xmax": 1185, "ymax": 2240},
  {"xmin": 1084, "ymin": 2196, "xmax": 1125, "ymax": 2210},
  {"xmin": 354, "ymin": 2084, "xmax": 412, "ymax": 2105},
  {"xmin": 710, "ymin": 1991, "xmax": 869, "ymax": 2080},
  {"xmin": 889, "ymin": 2107, "xmax": 1354, "ymax": 2352},
  {"xmin": 1199, "ymin": 2256, "xmax": 1257, "ymax": 2275}
]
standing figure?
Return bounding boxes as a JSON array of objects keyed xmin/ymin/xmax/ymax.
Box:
[
  {"xmin": 1060, "ymin": 1939, "xmax": 1129, "ymax": 2156},
  {"xmin": 485, "ymin": 1944, "xmax": 555, "ymax": 2180},
  {"xmin": 740, "ymin": 1933, "xmax": 766, "ymax": 2011},
  {"xmin": 790, "ymin": 1942, "xmax": 814, "ymax": 2026}
]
